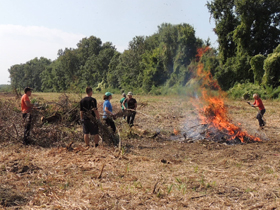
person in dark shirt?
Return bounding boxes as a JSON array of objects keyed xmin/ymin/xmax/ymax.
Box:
[
  {"xmin": 123, "ymin": 92, "xmax": 137, "ymax": 127},
  {"xmin": 247, "ymin": 93, "xmax": 266, "ymax": 129},
  {"xmin": 80, "ymin": 87, "xmax": 100, "ymax": 147}
]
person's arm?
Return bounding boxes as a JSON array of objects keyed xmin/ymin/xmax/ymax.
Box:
[
  {"xmin": 252, "ymin": 99, "xmax": 259, "ymax": 107},
  {"xmin": 94, "ymin": 109, "xmax": 100, "ymax": 120},
  {"xmin": 247, "ymin": 100, "xmax": 256, "ymax": 107},
  {"xmin": 80, "ymin": 111, "xmax": 83, "ymax": 120},
  {"xmin": 134, "ymin": 103, "xmax": 137, "ymax": 110},
  {"xmin": 122, "ymin": 99, "xmax": 127, "ymax": 110},
  {"xmin": 24, "ymin": 100, "xmax": 33, "ymax": 108},
  {"xmin": 105, "ymin": 107, "xmax": 114, "ymax": 115}
]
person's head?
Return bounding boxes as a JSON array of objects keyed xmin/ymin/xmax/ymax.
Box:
[
  {"xmin": 127, "ymin": 92, "xmax": 133, "ymax": 98},
  {"xmin": 253, "ymin": 93, "xmax": 259, "ymax": 99},
  {"xmin": 86, "ymin": 87, "xmax": 93, "ymax": 96},
  {"xmin": 103, "ymin": 92, "xmax": 113, "ymax": 100},
  {"xmin": 24, "ymin": 87, "xmax": 33, "ymax": 96},
  {"xmin": 122, "ymin": 93, "xmax": 126, "ymax": 98}
]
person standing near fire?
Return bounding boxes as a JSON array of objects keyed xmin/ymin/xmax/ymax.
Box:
[
  {"xmin": 247, "ymin": 93, "xmax": 266, "ymax": 129},
  {"xmin": 123, "ymin": 92, "xmax": 137, "ymax": 127},
  {"xmin": 80, "ymin": 87, "xmax": 100, "ymax": 147},
  {"xmin": 21, "ymin": 87, "xmax": 34, "ymax": 145}
]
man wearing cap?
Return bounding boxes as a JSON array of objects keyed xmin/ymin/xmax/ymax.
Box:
[
  {"xmin": 21, "ymin": 87, "xmax": 34, "ymax": 145},
  {"xmin": 80, "ymin": 87, "xmax": 100, "ymax": 147},
  {"xmin": 123, "ymin": 92, "xmax": 137, "ymax": 127}
]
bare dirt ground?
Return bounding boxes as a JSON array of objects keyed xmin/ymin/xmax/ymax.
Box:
[{"xmin": 1, "ymin": 93, "xmax": 280, "ymax": 209}]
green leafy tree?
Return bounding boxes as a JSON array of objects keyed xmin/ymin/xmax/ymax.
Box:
[
  {"xmin": 116, "ymin": 36, "xmax": 146, "ymax": 90},
  {"xmin": 76, "ymin": 36, "xmax": 102, "ymax": 65},
  {"xmin": 9, "ymin": 57, "xmax": 51, "ymax": 91},
  {"xmin": 250, "ymin": 54, "xmax": 266, "ymax": 84},
  {"xmin": 207, "ymin": 0, "xmax": 238, "ymax": 63},
  {"xmin": 263, "ymin": 50, "xmax": 280, "ymax": 88},
  {"xmin": 233, "ymin": 0, "xmax": 280, "ymax": 56},
  {"xmin": 107, "ymin": 51, "xmax": 121, "ymax": 88}
]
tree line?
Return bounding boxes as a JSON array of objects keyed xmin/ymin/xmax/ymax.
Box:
[
  {"xmin": 8, "ymin": 0, "xmax": 280, "ymax": 98},
  {"xmin": 9, "ymin": 23, "xmax": 204, "ymax": 94}
]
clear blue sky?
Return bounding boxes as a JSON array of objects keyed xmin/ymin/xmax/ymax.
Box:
[{"xmin": 0, "ymin": 0, "xmax": 217, "ymax": 84}]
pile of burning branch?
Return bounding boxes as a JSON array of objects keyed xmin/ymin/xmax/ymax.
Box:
[{"xmin": 176, "ymin": 47, "xmax": 262, "ymax": 144}]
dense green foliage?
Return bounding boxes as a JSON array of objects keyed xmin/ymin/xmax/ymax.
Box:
[
  {"xmin": 207, "ymin": 0, "xmax": 280, "ymax": 98},
  {"xmin": 9, "ymin": 23, "xmax": 203, "ymax": 94},
  {"xmin": 8, "ymin": 1, "xmax": 280, "ymax": 98},
  {"xmin": 263, "ymin": 50, "xmax": 280, "ymax": 88},
  {"xmin": 9, "ymin": 57, "xmax": 52, "ymax": 91},
  {"xmin": 0, "ymin": 84, "xmax": 11, "ymax": 92},
  {"xmin": 250, "ymin": 54, "xmax": 266, "ymax": 85}
]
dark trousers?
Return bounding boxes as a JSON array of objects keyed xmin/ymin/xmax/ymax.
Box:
[
  {"xmin": 122, "ymin": 109, "xmax": 126, "ymax": 119},
  {"xmin": 127, "ymin": 111, "xmax": 136, "ymax": 126},
  {"xmin": 22, "ymin": 113, "xmax": 32, "ymax": 141},
  {"xmin": 105, "ymin": 118, "xmax": 116, "ymax": 133},
  {"xmin": 256, "ymin": 109, "xmax": 266, "ymax": 127}
]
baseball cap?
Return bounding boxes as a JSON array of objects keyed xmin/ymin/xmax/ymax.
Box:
[
  {"xmin": 105, "ymin": 92, "xmax": 113, "ymax": 97},
  {"xmin": 127, "ymin": 92, "xmax": 133, "ymax": 96},
  {"xmin": 24, "ymin": 87, "xmax": 33, "ymax": 93}
]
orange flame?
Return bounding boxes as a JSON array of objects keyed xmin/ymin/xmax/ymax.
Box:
[
  {"xmin": 194, "ymin": 47, "xmax": 261, "ymax": 143},
  {"xmin": 174, "ymin": 129, "xmax": 179, "ymax": 135}
]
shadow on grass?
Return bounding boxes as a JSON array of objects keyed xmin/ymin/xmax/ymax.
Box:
[{"xmin": 0, "ymin": 187, "xmax": 32, "ymax": 207}]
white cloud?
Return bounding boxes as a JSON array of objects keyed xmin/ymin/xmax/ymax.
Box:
[{"xmin": 0, "ymin": 25, "xmax": 86, "ymax": 84}]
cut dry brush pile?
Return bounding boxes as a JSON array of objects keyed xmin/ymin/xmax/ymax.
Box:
[{"xmin": 0, "ymin": 94, "xmax": 120, "ymax": 148}]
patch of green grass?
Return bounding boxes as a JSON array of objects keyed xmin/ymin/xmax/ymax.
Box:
[
  {"xmin": 133, "ymin": 181, "xmax": 142, "ymax": 189},
  {"xmin": 126, "ymin": 163, "xmax": 130, "ymax": 174},
  {"xmin": 167, "ymin": 184, "xmax": 173, "ymax": 194},
  {"xmin": 267, "ymin": 168, "xmax": 274, "ymax": 174}
]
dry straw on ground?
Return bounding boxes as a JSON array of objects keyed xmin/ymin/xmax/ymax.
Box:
[{"xmin": 1, "ymin": 93, "xmax": 280, "ymax": 209}]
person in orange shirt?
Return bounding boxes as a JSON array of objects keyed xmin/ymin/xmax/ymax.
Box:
[
  {"xmin": 248, "ymin": 93, "xmax": 266, "ymax": 129},
  {"xmin": 21, "ymin": 87, "xmax": 34, "ymax": 145}
]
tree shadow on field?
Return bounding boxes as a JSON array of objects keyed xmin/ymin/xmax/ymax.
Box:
[{"xmin": 0, "ymin": 187, "xmax": 32, "ymax": 208}]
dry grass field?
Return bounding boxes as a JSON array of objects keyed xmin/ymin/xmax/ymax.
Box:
[{"xmin": 1, "ymin": 92, "xmax": 280, "ymax": 209}]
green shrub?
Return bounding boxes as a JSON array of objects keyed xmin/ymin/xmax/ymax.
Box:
[
  {"xmin": 263, "ymin": 51, "xmax": 280, "ymax": 88},
  {"xmin": 250, "ymin": 54, "xmax": 266, "ymax": 84},
  {"xmin": 228, "ymin": 83, "xmax": 267, "ymax": 99}
]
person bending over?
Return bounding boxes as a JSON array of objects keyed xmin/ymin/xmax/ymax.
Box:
[{"xmin": 80, "ymin": 87, "xmax": 100, "ymax": 147}]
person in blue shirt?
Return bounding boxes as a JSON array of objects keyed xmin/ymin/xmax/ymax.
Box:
[{"xmin": 103, "ymin": 92, "xmax": 116, "ymax": 133}]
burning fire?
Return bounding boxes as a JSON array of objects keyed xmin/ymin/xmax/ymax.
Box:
[{"xmin": 193, "ymin": 47, "xmax": 261, "ymax": 143}]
